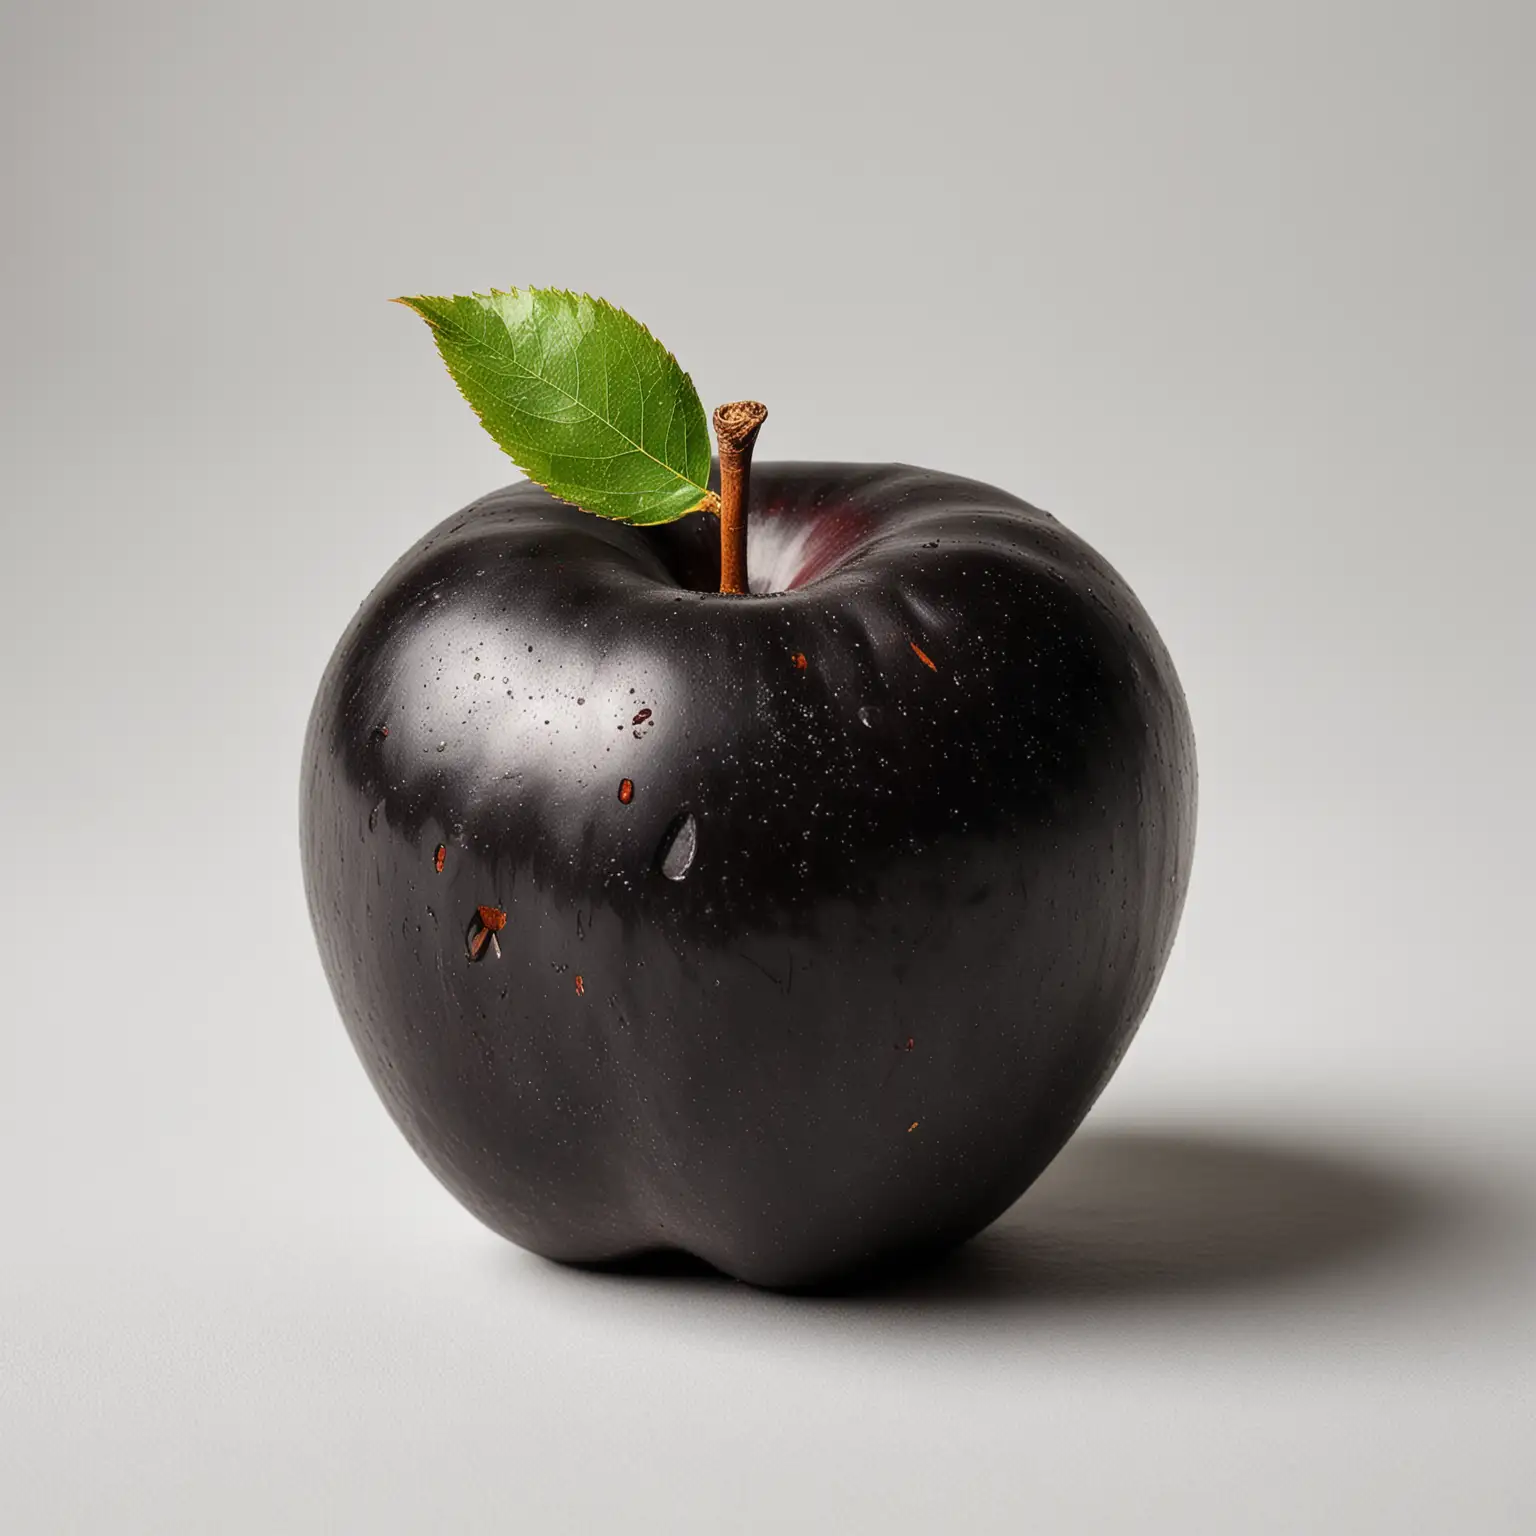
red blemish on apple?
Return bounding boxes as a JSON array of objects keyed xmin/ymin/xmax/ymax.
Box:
[
  {"xmin": 467, "ymin": 905, "xmax": 506, "ymax": 962},
  {"xmin": 373, "ymin": 724, "xmax": 390, "ymax": 741},
  {"xmin": 791, "ymin": 651, "xmax": 807, "ymax": 670},
  {"xmin": 574, "ymin": 974, "xmax": 584, "ymax": 996},
  {"xmin": 618, "ymin": 778, "xmax": 634, "ymax": 804},
  {"xmin": 434, "ymin": 844, "xmax": 446, "ymax": 873},
  {"xmin": 895, "ymin": 1037, "xmax": 914, "ymax": 1051},
  {"xmin": 910, "ymin": 642, "xmax": 937, "ymax": 672},
  {"xmin": 908, "ymin": 1121, "xmax": 919, "ymax": 1133},
  {"xmin": 632, "ymin": 708, "xmax": 652, "ymax": 725}
]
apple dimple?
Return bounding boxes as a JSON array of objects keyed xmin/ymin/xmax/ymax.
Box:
[{"xmin": 745, "ymin": 496, "xmax": 876, "ymax": 593}]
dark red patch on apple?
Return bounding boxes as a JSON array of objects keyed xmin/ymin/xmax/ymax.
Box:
[
  {"xmin": 466, "ymin": 905, "xmax": 507, "ymax": 963},
  {"xmin": 791, "ymin": 651, "xmax": 807, "ymax": 671},
  {"xmin": 617, "ymin": 778, "xmax": 634, "ymax": 804},
  {"xmin": 744, "ymin": 497, "xmax": 877, "ymax": 593},
  {"xmin": 574, "ymin": 974, "xmax": 584, "ymax": 996},
  {"xmin": 910, "ymin": 642, "xmax": 938, "ymax": 672},
  {"xmin": 434, "ymin": 843, "xmax": 446, "ymax": 873}
]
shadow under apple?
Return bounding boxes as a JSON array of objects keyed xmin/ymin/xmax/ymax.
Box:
[
  {"xmin": 559, "ymin": 1122, "xmax": 1490, "ymax": 1307},
  {"xmin": 857, "ymin": 1124, "xmax": 1464, "ymax": 1306}
]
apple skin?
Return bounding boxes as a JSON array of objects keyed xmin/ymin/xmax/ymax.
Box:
[{"xmin": 300, "ymin": 463, "xmax": 1195, "ymax": 1289}]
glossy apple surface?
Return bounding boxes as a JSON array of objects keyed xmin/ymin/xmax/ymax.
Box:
[{"xmin": 300, "ymin": 463, "xmax": 1196, "ymax": 1288}]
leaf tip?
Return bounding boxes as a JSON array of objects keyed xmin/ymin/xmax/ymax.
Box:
[{"xmin": 392, "ymin": 295, "xmax": 442, "ymax": 331}]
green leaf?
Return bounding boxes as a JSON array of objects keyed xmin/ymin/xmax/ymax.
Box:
[{"xmin": 395, "ymin": 287, "xmax": 715, "ymax": 524}]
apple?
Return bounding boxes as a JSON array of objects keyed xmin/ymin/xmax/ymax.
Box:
[{"xmin": 300, "ymin": 459, "xmax": 1196, "ymax": 1289}]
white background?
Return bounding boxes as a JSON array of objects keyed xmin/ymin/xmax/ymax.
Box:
[{"xmin": 2, "ymin": 2, "xmax": 1531, "ymax": 1529}]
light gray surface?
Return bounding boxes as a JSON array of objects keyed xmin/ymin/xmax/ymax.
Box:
[{"xmin": 1, "ymin": 2, "xmax": 1532, "ymax": 1530}]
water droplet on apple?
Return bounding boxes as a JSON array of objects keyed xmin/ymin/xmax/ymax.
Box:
[
  {"xmin": 368, "ymin": 799, "xmax": 384, "ymax": 831},
  {"xmin": 658, "ymin": 813, "xmax": 698, "ymax": 881},
  {"xmin": 858, "ymin": 706, "xmax": 879, "ymax": 729}
]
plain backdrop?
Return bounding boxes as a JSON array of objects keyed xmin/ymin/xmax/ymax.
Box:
[{"xmin": 2, "ymin": 1, "xmax": 1532, "ymax": 1530}]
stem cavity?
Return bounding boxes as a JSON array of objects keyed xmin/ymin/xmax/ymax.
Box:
[{"xmin": 712, "ymin": 400, "xmax": 768, "ymax": 595}]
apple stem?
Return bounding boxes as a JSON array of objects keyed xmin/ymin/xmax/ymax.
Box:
[{"xmin": 712, "ymin": 400, "xmax": 768, "ymax": 595}]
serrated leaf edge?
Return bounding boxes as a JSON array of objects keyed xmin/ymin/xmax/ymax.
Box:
[{"xmin": 393, "ymin": 287, "xmax": 716, "ymax": 525}]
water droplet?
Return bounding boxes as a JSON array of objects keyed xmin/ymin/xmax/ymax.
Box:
[
  {"xmin": 858, "ymin": 705, "xmax": 879, "ymax": 729},
  {"xmin": 368, "ymin": 799, "xmax": 384, "ymax": 831},
  {"xmin": 658, "ymin": 812, "xmax": 698, "ymax": 881},
  {"xmin": 617, "ymin": 778, "xmax": 635, "ymax": 805},
  {"xmin": 436, "ymin": 741, "xmax": 447, "ymax": 753}
]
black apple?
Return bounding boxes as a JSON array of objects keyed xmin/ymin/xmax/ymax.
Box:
[{"xmin": 300, "ymin": 462, "xmax": 1195, "ymax": 1289}]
